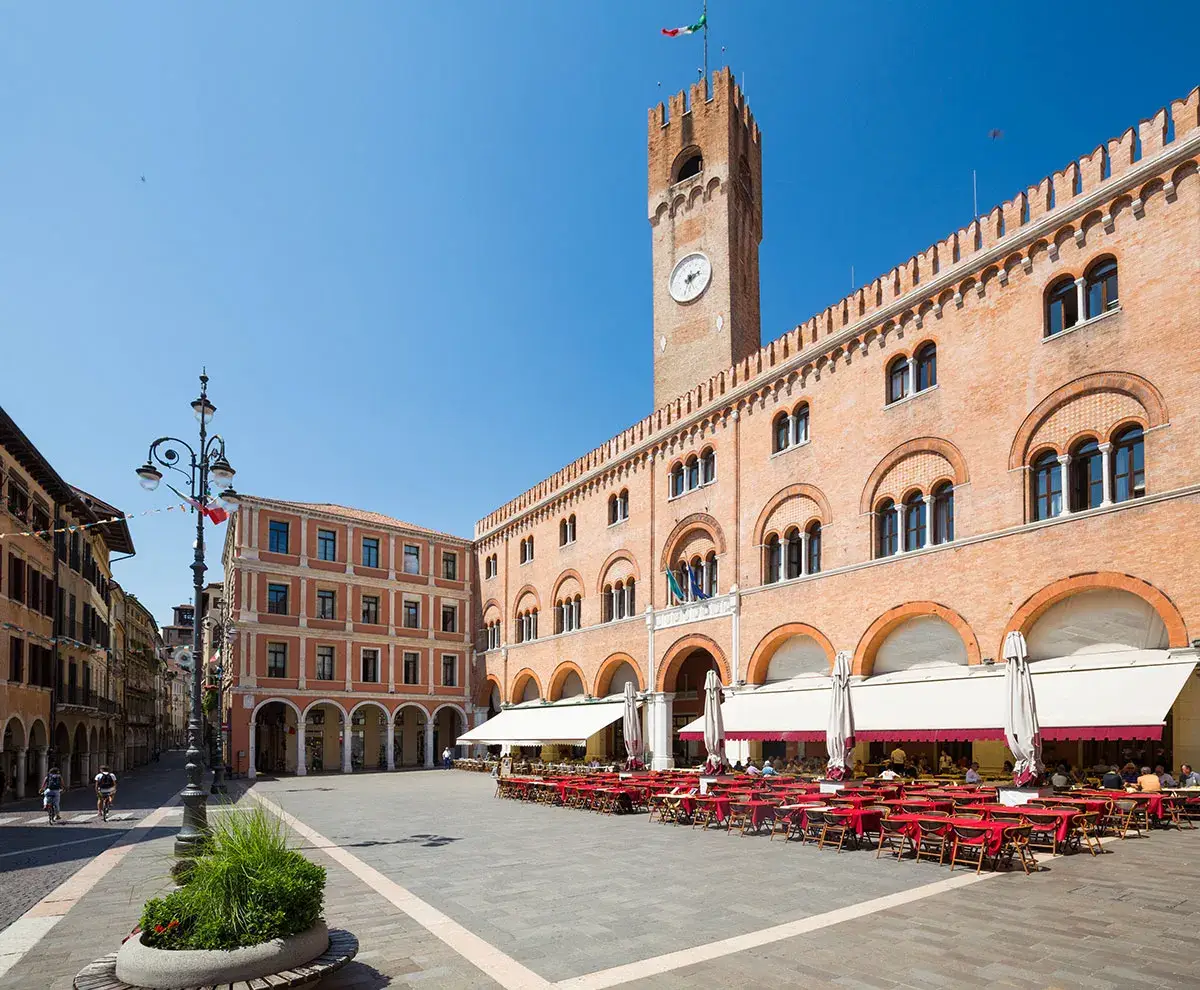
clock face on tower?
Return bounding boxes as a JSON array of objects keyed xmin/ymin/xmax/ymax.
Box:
[{"xmin": 668, "ymin": 252, "xmax": 713, "ymax": 303}]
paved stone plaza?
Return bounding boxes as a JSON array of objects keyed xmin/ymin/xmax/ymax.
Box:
[{"xmin": 2, "ymin": 768, "xmax": 1199, "ymax": 989}]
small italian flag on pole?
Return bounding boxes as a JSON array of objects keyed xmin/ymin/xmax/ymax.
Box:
[{"xmin": 661, "ymin": 12, "xmax": 706, "ymax": 37}]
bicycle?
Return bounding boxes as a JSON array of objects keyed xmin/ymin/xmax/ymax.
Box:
[{"xmin": 98, "ymin": 792, "xmax": 114, "ymax": 821}]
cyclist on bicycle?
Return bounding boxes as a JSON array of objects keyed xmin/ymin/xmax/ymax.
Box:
[
  {"xmin": 94, "ymin": 765, "xmax": 117, "ymax": 820},
  {"xmin": 41, "ymin": 766, "xmax": 64, "ymax": 823}
]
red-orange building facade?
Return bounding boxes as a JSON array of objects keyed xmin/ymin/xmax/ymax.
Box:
[
  {"xmin": 471, "ymin": 74, "xmax": 1200, "ymax": 771},
  {"xmin": 224, "ymin": 499, "xmax": 474, "ymax": 777}
]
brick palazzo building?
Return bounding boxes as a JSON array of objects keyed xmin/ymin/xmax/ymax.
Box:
[
  {"xmin": 461, "ymin": 71, "xmax": 1200, "ymax": 772},
  {"xmin": 224, "ymin": 499, "xmax": 474, "ymax": 777}
]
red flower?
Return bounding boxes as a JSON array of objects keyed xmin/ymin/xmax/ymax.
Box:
[
  {"xmin": 167, "ymin": 920, "xmax": 180, "ymax": 929},
  {"xmin": 154, "ymin": 924, "xmax": 165, "ymax": 933}
]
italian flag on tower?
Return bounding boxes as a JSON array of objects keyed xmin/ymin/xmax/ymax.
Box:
[{"xmin": 661, "ymin": 12, "xmax": 706, "ymax": 38}]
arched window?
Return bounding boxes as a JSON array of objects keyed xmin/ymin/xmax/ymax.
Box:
[
  {"xmin": 914, "ymin": 342, "xmax": 937, "ymax": 392},
  {"xmin": 626, "ymin": 578, "xmax": 636, "ymax": 614},
  {"xmin": 670, "ymin": 464, "xmax": 685, "ymax": 498},
  {"xmin": 704, "ymin": 552, "xmax": 717, "ymax": 597},
  {"xmin": 903, "ymin": 492, "xmax": 927, "ymax": 551},
  {"xmin": 784, "ymin": 526, "xmax": 802, "ymax": 579},
  {"xmin": 609, "ymin": 489, "xmax": 629, "ymax": 523},
  {"xmin": 559, "ymin": 520, "xmax": 568, "ymax": 546},
  {"xmin": 608, "ymin": 496, "xmax": 617, "ymax": 525},
  {"xmin": 700, "ymin": 448, "xmax": 716, "ymax": 484},
  {"xmin": 931, "ymin": 482, "xmax": 955, "ymax": 544},
  {"xmin": 1111, "ymin": 425, "xmax": 1145, "ymax": 503},
  {"xmin": 1031, "ymin": 450, "xmax": 1063, "ymax": 520},
  {"xmin": 686, "ymin": 455, "xmax": 700, "ymax": 491},
  {"xmin": 805, "ymin": 521, "xmax": 822, "ymax": 574},
  {"xmin": 876, "ymin": 499, "xmax": 898, "ymax": 558},
  {"xmin": 886, "ymin": 356, "xmax": 910, "ymax": 404},
  {"xmin": 674, "ymin": 150, "xmax": 703, "ymax": 182},
  {"xmin": 554, "ymin": 601, "xmax": 564, "ymax": 634},
  {"xmin": 765, "ymin": 534, "xmax": 782, "ymax": 584},
  {"xmin": 1084, "ymin": 258, "xmax": 1119, "ymax": 318},
  {"xmin": 773, "ymin": 411, "xmax": 790, "ymax": 453},
  {"xmin": 1045, "ymin": 276, "xmax": 1079, "ymax": 337},
  {"xmin": 793, "ymin": 403, "xmax": 809, "ymax": 444},
  {"xmin": 1069, "ymin": 439, "xmax": 1103, "ymax": 511},
  {"xmin": 616, "ymin": 582, "xmax": 627, "ymax": 620}
]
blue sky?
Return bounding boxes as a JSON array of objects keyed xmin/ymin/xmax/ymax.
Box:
[{"xmin": 2, "ymin": 2, "xmax": 1196, "ymax": 628}]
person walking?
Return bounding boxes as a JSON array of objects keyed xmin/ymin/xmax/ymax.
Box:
[{"xmin": 441, "ymin": 746, "xmax": 453, "ymax": 770}]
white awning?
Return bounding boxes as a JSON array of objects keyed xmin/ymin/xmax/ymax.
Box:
[
  {"xmin": 678, "ymin": 650, "xmax": 1196, "ymax": 743},
  {"xmin": 458, "ymin": 697, "xmax": 631, "ymax": 746}
]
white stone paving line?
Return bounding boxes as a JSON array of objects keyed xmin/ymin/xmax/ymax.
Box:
[
  {"xmin": 0, "ymin": 799, "xmax": 179, "ymax": 981},
  {"xmin": 258, "ymin": 792, "xmax": 1127, "ymax": 990},
  {"xmin": 253, "ymin": 792, "xmax": 553, "ymax": 990}
]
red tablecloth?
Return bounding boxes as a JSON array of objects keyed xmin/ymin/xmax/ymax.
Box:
[
  {"xmin": 828, "ymin": 794, "xmax": 881, "ymax": 808},
  {"xmin": 887, "ymin": 798, "xmax": 954, "ymax": 813},
  {"xmin": 732, "ymin": 799, "xmax": 778, "ymax": 829},
  {"xmin": 959, "ymin": 804, "xmax": 1077, "ymax": 843},
  {"xmin": 887, "ymin": 814, "xmax": 1009, "ymax": 856},
  {"xmin": 680, "ymin": 795, "xmax": 732, "ymax": 822},
  {"xmin": 822, "ymin": 807, "xmax": 885, "ymax": 837},
  {"xmin": 1076, "ymin": 790, "xmax": 1166, "ymax": 818},
  {"xmin": 1039, "ymin": 796, "xmax": 1110, "ymax": 815}
]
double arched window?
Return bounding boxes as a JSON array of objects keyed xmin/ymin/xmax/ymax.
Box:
[
  {"xmin": 885, "ymin": 343, "xmax": 936, "ymax": 405},
  {"xmin": 763, "ymin": 521, "xmax": 822, "ymax": 583},
  {"xmin": 603, "ymin": 579, "xmax": 636, "ymax": 622},
  {"xmin": 515, "ymin": 608, "xmax": 539, "ymax": 643},
  {"xmin": 1045, "ymin": 257, "xmax": 1120, "ymax": 337},
  {"xmin": 559, "ymin": 514, "xmax": 576, "ymax": 546},
  {"xmin": 669, "ymin": 448, "xmax": 716, "ymax": 498},
  {"xmin": 519, "ymin": 536, "xmax": 535, "ymax": 564},
  {"xmin": 484, "ymin": 621, "xmax": 501, "ymax": 650},
  {"xmin": 608, "ymin": 489, "xmax": 629, "ymax": 525},
  {"xmin": 671, "ymin": 552, "xmax": 718, "ymax": 602},
  {"xmin": 554, "ymin": 595, "xmax": 582, "ymax": 634},
  {"xmin": 875, "ymin": 484, "xmax": 954, "ymax": 558},
  {"xmin": 484, "ymin": 554, "xmax": 498, "ymax": 579},
  {"xmin": 1031, "ymin": 423, "xmax": 1144, "ymax": 520},
  {"xmin": 772, "ymin": 402, "xmax": 810, "ymax": 453}
]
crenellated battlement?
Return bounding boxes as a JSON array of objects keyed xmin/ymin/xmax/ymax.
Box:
[{"xmin": 475, "ymin": 84, "xmax": 1200, "ymax": 542}]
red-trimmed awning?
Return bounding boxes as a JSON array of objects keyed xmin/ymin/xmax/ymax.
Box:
[{"xmin": 675, "ymin": 651, "xmax": 1192, "ymax": 746}]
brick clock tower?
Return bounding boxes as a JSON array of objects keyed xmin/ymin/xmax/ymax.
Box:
[{"xmin": 648, "ymin": 68, "xmax": 763, "ymax": 409}]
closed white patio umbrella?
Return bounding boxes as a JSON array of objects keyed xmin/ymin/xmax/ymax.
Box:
[
  {"xmin": 826, "ymin": 650, "xmax": 855, "ymax": 780},
  {"xmin": 1003, "ymin": 630, "xmax": 1044, "ymax": 786},
  {"xmin": 622, "ymin": 680, "xmax": 644, "ymax": 769},
  {"xmin": 702, "ymin": 669, "xmax": 726, "ymax": 774}
]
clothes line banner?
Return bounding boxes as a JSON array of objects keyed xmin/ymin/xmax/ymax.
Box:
[{"xmin": 0, "ymin": 501, "xmax": 236, "ymax": 540}]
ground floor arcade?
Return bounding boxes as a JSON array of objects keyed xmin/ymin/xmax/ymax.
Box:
[{"xmin": 231, "ymin": 694, "xmax": 472, "ymax": 779}]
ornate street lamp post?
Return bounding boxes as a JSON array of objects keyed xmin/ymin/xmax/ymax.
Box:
[
  {"xmin": 135, "ymin": 370, "xmax": 240, "ymax": 857},
  {"xmin": 205, "ymin": 593, "xmax": 232, "ymax": 794}
]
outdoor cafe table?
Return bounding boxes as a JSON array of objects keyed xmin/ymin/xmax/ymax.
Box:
[
  {"xmin": 822, "ymin": 806, "xmax": 886, "ymax": 838},
  {"xmin": 828, "ymin": 794, "xmax": 883, "ymax": 808},
  {"xmin": 883, "ymin": 798, "xmax": 954, "ymax": 814},
  {"xmin": 958, "ymin": 804, "xmax": 1078, "ymax": 844},
  {"xmin": 1041, "ymin": 795, "xmax": 1111, "ymax": 815},
  {"xmin": 885, "ymin": 814, "xmax": 1009, "ymax": 857},
  {"xmin": 1076, "ymin": 790, "xmax": 1166, "ymax": 819},
  {"xmin": 731, "ymin": 799, "xmax": 779, "ymax": 833},
  {"xmin": 682, "ymin": 794, "xmax": 732, "ymax": 824}
]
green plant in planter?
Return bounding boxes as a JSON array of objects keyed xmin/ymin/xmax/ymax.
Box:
[{"xmin": 140, "ymin": 804, "xmax": 325, "ymax": 950}]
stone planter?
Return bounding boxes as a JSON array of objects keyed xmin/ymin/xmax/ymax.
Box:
[{"xmin": 114, "ymin": 921, "xmax": 329, "ymax": 989}]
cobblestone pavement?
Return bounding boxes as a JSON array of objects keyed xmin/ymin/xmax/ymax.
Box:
[
  {"xmin": 0, "ymin": 751, "xmax": 188, "ymax": 930},
  {"xmin": 3, "ymin": 769, "xmax": 1199, "ymax": 989}
]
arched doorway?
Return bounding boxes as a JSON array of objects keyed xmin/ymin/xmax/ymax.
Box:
[
  {"xmin": 2, "ymin": 717, "xmax": 26, "ymax": 799},
  {"xmin": 662, "ymin": 644, "xmax": 725, "ymax": 767},
  {"xmin": 72, "ymin": 724, "xmax": 88, "ymax": 787},
  {"xmin": 54, "ymin": 722, "xmax": 70, "ymax": 785},
  {"xmin": 349, "ymin": 702, "xmax": 389, "ymax": 771},
  {"xmin": 433, "ymin": 706, "xmax": 466, "ymax": 763},
  {"xmin": 301, "ymin": 702, "xmax": 345, "ymax": 773},
  {"xmin": 393, "ymin": 705, "xmax": 429, "ymax": 768},
  {"xmin": 28, "ymin": 719, "xmax": 47, "ymax": 796},
  {"xmin": 253, "ymin": 701, "xmax": 299, "ymax": 775}
]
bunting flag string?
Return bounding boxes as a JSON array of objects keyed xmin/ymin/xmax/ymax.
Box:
[{"xmin": 0, "ymin": 500, "xmax": 236, "ymax": 541}]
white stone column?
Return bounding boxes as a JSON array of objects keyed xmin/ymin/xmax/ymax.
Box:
[
  {"xmin": 423, "ymin": 719, "xmax": 435, "ymax": 768},
  {"xmin": 296, "ymin": 724, "xmax": 307, "ymax": 776},
  {"xmin": 1098, "ymin": 441, "xmax": 1113, "ymax": 506},
  {"xmin": 342, "ymin": 721, "xmax": 353, "ymax": 773},
  {"xmin": 1074, "ymin": 276, "xmax": 1087, "ymax": 323},
  {"xmin": 36, "ymin": 746, "xmax": 48, "ymax": 790},
  {"xmin": 649, "ymin": 693, "xmax": 674, "ymax": 770},
  {"xmin": 248, "ymin": 728, "xmax": 257, "ymax": 780},
  {"xmin": 730, "ymin": 585, "xmax": 742, "ymax": 684},
  {"xmin": 299, "ymin": 518, "xmax": 307, "ymax": 561},
  {"xmin": 298, "ymin": 639, "xmax": 307, "ymax": 690},
  {"xmin": 894, "ymin": 504, "xmax": 905, "ymax": 554},
  {"xmin": 1057, "ymin": 453, "xmax": 1073, "ymax": 516},
  {"xmin": 386, "ymin": 717, "xmax": 396, "ymax": 771},
  {"xmin": 573, "ymin": 599, "xmax": 580, "ymax": 630},
  {"xmin": 645, "ymin": 604, "xmax": 655, "ymax": 699},
  {"xmin": 344, "ymin": 647, "xmax": 353, "ymax": 691},
  {"xmin": 702, "ymin": 556, "xmax": 711, "ymax": 592},
  {"xmin": 921, "ymin": 494, "xmax": 932, "ymax": 548},
  {"xmin": 15, "ymin": 747, "xmax": 28, "ymax": 799}
]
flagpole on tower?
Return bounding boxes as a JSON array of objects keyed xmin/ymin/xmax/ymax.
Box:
[{"xmin": 703, "ymin": 0, "xmax": 709, "ymax": 82}]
